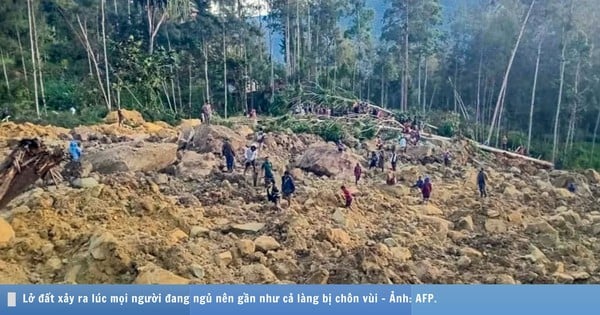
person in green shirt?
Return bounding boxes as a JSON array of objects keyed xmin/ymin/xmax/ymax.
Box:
[{"xmin": 261, "ymin": 156, "xmax": 274, "ymax": 186}]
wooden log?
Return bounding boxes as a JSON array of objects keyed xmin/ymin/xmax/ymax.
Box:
[
  {"xmin": 476, "ymin": 142, "xmax": 553, "ymax": 168},
  {"xmin": 419, "ymin": 134, "xmax": 553, "ymax": 168}
]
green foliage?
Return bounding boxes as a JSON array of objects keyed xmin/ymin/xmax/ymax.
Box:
[
  {"xmin": 437, "ymin": 113, "xmax": 460, "ymax": 137},
  {"xmin": 262, "ymin": 114, "xmax": 382, "ymax": 144},
  {"xmin": 13, "ymin": 106, "xmax": 107, "ymax": 129},
  {"xmin": 506, "ymin": 131, "xmax": 527, "ymax": 149},
  {"xmin": 438, "ymin": 121, "xmax": 455, "ymax": 137}
]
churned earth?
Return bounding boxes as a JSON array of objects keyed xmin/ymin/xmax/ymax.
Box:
[{"xmin": 0, "ymin": 110, "xmax": 599, "ymax": 284}]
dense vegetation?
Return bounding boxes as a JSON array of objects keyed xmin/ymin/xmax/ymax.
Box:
[{"xmin": 1, "ymin": 0, "xmax": 600, "ymax": 169}]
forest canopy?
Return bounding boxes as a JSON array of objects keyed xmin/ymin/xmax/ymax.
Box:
[{"xmin": 1, "ymin": 0, "xmax": 600, "ymax": 169}]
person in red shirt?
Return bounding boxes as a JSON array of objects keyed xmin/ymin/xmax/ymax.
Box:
[
  {"xmin": 421, "ymin": 177, "xmax": 432, "ymax": 204},
  {"xmin": 341, "ymin": 185, "xmax": 353, "ymax": 208},
  {"xmin": 354, "ymin": 163, "xmax": 362, "ymax": 185}
]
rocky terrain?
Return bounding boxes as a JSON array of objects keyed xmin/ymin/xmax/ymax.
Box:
[{"xmin": 0, "ymin": 110, "xmax": 599, "ymax": 285}]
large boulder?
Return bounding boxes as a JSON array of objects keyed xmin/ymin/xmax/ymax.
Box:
[
  {"xmin": 296, "ymin": 144, "xmax": 362, "ymax": 177},
  {"xmin": 70, "ymin": 126, "xmax": 99, "ymax": 141},
  {"xmin": 87, "ymin": 142, "xmax": 177, "ymax": 174},
  {"xmin": 549, "ymin": 170, "xmax": 592, "ymax": 196},
  {"xmin": 176, "ymin": 151, "xmax": 219, "ymax": 178},
  {"xmin": 191, "ymin": 124, "xmax": 246, "ymax": 155}
]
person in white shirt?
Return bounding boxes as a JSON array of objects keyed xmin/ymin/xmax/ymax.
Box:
[
  {"xmin": 243, "ymin": 145, "xmax": 258, "ymax": 175},
  {"xmin": 70, "ymin": 107, "xmax": 76, "ymax": 115},
  {"xmin": 399, "ymin": 136, "xmax": 407, "ymax": 153}
]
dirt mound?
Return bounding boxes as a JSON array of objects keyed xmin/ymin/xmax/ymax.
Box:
[
  {"xmin": 0, "ymin": 122, "xmax": 69, "ymax": 141},
  {"xmin": 0, "ymin": 119, "xmax": 599, "ymax": 285},
  {"xmin": 104, "ymin": 109, "xmax": 145, "ymax": 127}
]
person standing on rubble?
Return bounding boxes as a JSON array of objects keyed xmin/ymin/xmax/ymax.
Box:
[
  {"xmin": 369, "ymin": 151, "xmax": 378, "ymax": 170},
  {"xmin": 354, "ymin": 162, "xmax": 362, "ymax": 185},
  {"xmin": 443, "ymin": 150, "xmax": 451, "ymax": 167},
  {"xmin": 202, "ymin": 102, "xmax": 212, "ymax": 125},
  {"xmin": 477, "ymin": 168, "xmax": 488, "ymax": 198},
  {"xmin": 390, "ymin": 149, "xmax": 398, "ymax": 171},
  {"xmin": 412, "ymin": 176, "xmax": 424, "ymax": 189},
  {"xmin": 69, "ymin": 140, "xmax": 82, "ymax": 162},
  {"xmin": 421, "ymin": 177, "xmax": 432, "ymax": 204},
  {"xmin": 266, "ymin": 179, "xmax": 281, "ymax": 208},
  {"xmin": 222, "ymin": 138, "xmax": 236, "ymax": 172},
  {"xmin": 399, "ymin": 136, "xmax": 407, "ymax": 154},
  {"xmin": 281, "ymin": 171, "xmax": 296, "ymax": 207},
  {"xmin": 261, "ymin": 156, "xmax": 274, "ymax": 186},
  {"xmin": 341, "ymin": 185, "xmax": 353, "ymax": 208},
  {"xmin": 243, "ymin": 144, "xmax": 258, "ymax": 176},
  {"xmin": 117, "ymin": 109, "xmax": 125, "ymax": 128},
  {"xmin": 377, "ymin": 150, "xmax": 386, "ymax": 172}
]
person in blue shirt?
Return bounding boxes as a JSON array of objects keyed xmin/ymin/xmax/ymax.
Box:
[
  {"xmin": 567, "ymin": 182, "xmax": 576, "ymax": 193},
  {"xmin": 69, "ymin": 140, "xmax": 82, "ymax": 162},
  {"xmin": 369, "ymin": 152, "xmax": 378, "ymax": 169},
  {"xmin": 411, "ymin": 176, "xmax": 424, "ymax": 189}
]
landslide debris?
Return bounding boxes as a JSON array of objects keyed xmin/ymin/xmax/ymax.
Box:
[{"xmin": 0, "ymin": 111, "xmax": 599, "ymax": 284}]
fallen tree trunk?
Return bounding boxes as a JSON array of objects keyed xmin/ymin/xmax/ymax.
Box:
[
  {"xmin": 476, "ymin": 142, "xmax": 553, "ymax": 168},
  {"xmin": 0, "ymin": 138, "xmax": 65, "ymax": 210},
  {"xmin": 419, "ymin": 134, "xmax": 553, "ymax": 168}
]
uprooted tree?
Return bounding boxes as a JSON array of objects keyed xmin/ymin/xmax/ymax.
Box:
[{"xmin": 0, "ymin": 138, "xmax": 65, "ymax": 210}]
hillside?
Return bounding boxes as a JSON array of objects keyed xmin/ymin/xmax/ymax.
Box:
[{"xmin": 0, "ymin": 113, "xmax": 599, "ymax": 284}]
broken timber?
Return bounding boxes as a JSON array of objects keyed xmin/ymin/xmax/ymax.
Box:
[
  {"xmin": 476, "ymin": 142, "xmax": 554, "ymax": 168},
  {"xmin": 0, "ymin": 138, "xmax": 65, "ymax": 210},
  {"xmin": 421, "ymin": 133, "xmax": 554, "ymax": 168}
]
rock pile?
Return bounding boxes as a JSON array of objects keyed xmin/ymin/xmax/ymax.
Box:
[{"xmin": 0, "ymin": 113, "xmax": 599, "ymax": 284}]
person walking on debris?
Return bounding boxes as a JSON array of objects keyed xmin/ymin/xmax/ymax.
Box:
[
  {"xmin": 386, "ymin": 172, "xmax": 397, "ymax": 185},
  {"xmin": 266, "ymin": 179, "xmax": 281, "ymax": 208},
  {"xmin": 477, "ymin": 168, "xmax": 488, "ymax": 198},
  {"xmin": 399, "ymin": 136, "xmax": 407, "ymax": 154},
  {"xmin": 341, "ymin": 185, "xmax": 353, "ymax": 208},
  {"xmin": 336, "ymin": 139, "xmax": 346, "ymax": 152},
  {"xmin": 567, "ymin": 182, "xmax": 576, "ymax": 193},
  {"xmin": 244, "ymin": 145, "xmax": 258, "ymax": 176},
  {"xmin": 202, "ymin": 102, "xmax": 212, "ymax": 125},
  {"xmin": 369, "ymin": 152, "xmax": 378, "ymax": 169},
  {"xmin": 412, "ymin": 176, "xmax": 424, "ymax": 189},
  {"xmin": 281, "ymin": 171, "xmax": 295, "ymax": 207},
  {"xmin": 376, "ymin": 136, "xmax": 383, "ymax": 150},
  {"xmin": 256, "ymin": 128, "xmax": 266, "ymax": 149},
  {"xmin": 501, "ymin": 135, "xmax": 508, "ymax": 151},
  {"xmin": 421, "ymin": 177, "xmax": 432, "ymax": 204},
  {"xmin": 390, "ymin": 150, "xmax": 398, "ymax": 171},
  {"xmin": 354, "ymin": 163, "xmax": 362, "ymax": 185},
  {"xmin": 261, "ymin": 156, "xmax": 274, "ymax": 186},
  {"xmin": 69, "ymin": 140, "xmax": 82, "ymax": 162},
  {"xmin": 252, "ymin": 168, "xmax": 259, "ymax": 187},
  {"xmin": 221, "ymin": 138, "xmax": 236, "ymax": 172},
  {"xmin": 117, "ymin": 109, "xmax": 125, "ymax": 128},
  {"xmin": 443, "ymin": 150, "xmax": 451, "ymax": 167},
  {"xmin": 377, "ymin": 150, "xmax": 385, "ymax": 172}
]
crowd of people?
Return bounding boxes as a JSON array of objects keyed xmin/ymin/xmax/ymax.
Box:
[{"xmin": 220, "ymin": 129, "xmax": 296, "ymax": 211}]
